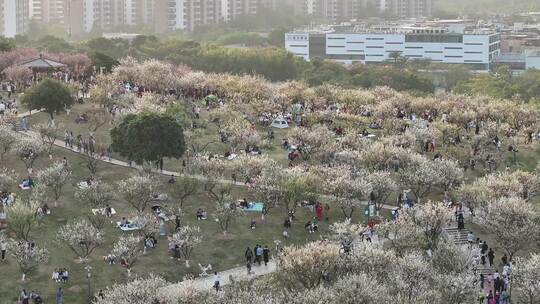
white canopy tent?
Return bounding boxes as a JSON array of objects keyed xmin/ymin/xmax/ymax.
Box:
[{"xmin": 271, "ymin": 117, "xmax": 289, "ymax": 129}]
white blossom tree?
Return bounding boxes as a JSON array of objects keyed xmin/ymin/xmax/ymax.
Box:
[
  {"xmin": 56, "ymin": 218, "xmax": 103, "ymax": 262},
  {"xmin": 169, "ymin": 225, "xmax": 202, "ymax": 267},
  {"xmin": 323, "ymin": 166, "xmax": 370, "ymax": 219},
  {"xmin": 364, "ymin": 170, "xmax": 398, "ymax": 214},
  {"xmin": 131, "ymin": 213, "xmax": 160, "ymax": 241},
  {"xmin": 13, "ymin": 134, "xmax": 46, "ymax": 173},
  {"xmin": 478, "ymin": 197, "xmax": 540, "ymax": 260},
  {"xmin": 7, "ymin": 240, "xmax": 49, "ymax": 281},
  {"xmin": 0, "ymin": 125, "xmax": 18, "ymax": 161},
  {"xmin": 0, "ymin": 168, "xmax": 15, "ymax": 192},
  {"xmin": 7, "ymin": 199, "xmax": 41, "ymax": 242},
  {"xmin": 36, "ymin": 123, "xmax": 61, "ymax": 155},
  {"xmin": 398, "ymin": 155, "xmax": 443, "ymax": 203},
  {"xmin": 287, "ymin": 125, "xmax": 335, "ymax": 161},
  {"xmin": 512, "ymin": 253, "xmax": 540, "ymax": 304},
  {"xmin": 158, "ymin": 279, "xmax": 215, "ymax": 304},
  {"xmin": 294, "ymin": 273, "xmax": 391, "ymax": 304},
  {"xmin": 435, "ymin": 158, "xmax": 465, "ymax": 193},
  {"xmin": 111, "ymin": 235, "xmax": 142, "ymax": 276},
  {"xmin": 377, "ymin": 217, "xmax": 424, "ymax": 256},
  {"xmin": 329, "ymin": 219, "xmax": 366, "ymax": 252},
  {"xmin": 229, "ymin": 154, "xmax": 275, "ymax": 184},
  {"xmin": 75, "ymin": 180, "xmax": 115, "ymax": 231},
  {"xmin": 93, "ymin": 274, "xmax": 167, "ymax": 304},
  {"xmin": 433, "ymin": 271, "xmax": 476, "ymax": 304},
  {"xmin": 389, "ymin": 252, "xmax": 437, "ymax": 304},
  {"xmin": 278, "ymin": 242, "xmax": 341, "ymax": 289},
  {"xmin": 117, "ymin": 175, "xmax": 160, "ymax": 214},
  {"xmin": 430, "ymin": 240, "xmax": 477, "ymax": 304},
  {"xmin": 252, "ymin": 166, "xmax": 287, "ymax": 219},
  {"xmin": 37, "ymin": 162, "xmax": 71, "ymax": 206},
  {"xmin": 213, "ymin": 200, "xmax": 244, "ymax": 235},
  {"xmin": 411, "ymin": 201, "xmax": 453, "ymax": 248},
  {"xmin": 94, "ymin": 275, "xmax": 213, "ymax": 304}
]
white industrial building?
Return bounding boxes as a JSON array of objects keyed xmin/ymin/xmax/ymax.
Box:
[{"xmin": 285, "ymin": 28, "xmax": 501, "ymax": 71}]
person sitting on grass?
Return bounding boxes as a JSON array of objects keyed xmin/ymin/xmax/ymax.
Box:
[
  {"xmin": 120, "ymin": 217, "xmax": 130, "ymax": 227},
  {"xmin": 239, "ymin": 198, "xmax": 248, "ymax": 209},
  {"xmin": 19, "ymin": 176, "xmax": 34, "ymax": 189},
  {"xmin": 120, "ymin": 258, "xmax": 129, "ymax": 268},
  {"xmin": 196, "ymin": 208, "xmax": 205, "ymax": 220},
  {"xmin": 106, "ymin": 254, "xmax": 116, "ymax": 265},
  {"xmin": 250, "ymin": 219, "xmax": 256, "ymax": 230},
  {"xmin": 38, "ymin": 203, "xmax": 50, "ymax": 216},
  {"xmin": 105, "ymin": 204, "xmax": 112, "ymax": 217}
]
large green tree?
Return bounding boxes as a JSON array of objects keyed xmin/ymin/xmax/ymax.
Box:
[
  {"xmin": 110, "ymin": 112, "xmax": 186, "ymax": 168},
  {"xmin": 21, "ymin": 78, "xmax": 74, "ymax": 120}
]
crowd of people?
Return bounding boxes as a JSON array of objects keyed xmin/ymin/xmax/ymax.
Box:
[
  {"xmin": 63, "ymin": 131, "xmax": 112, "ymax": 160},
  {"xmin": 51, "ymin": 268, "xmax": 69, "ymax": 283},
  {"xmin": 244, "ymin": 245, "xmax": 271, "ymax": 274}
]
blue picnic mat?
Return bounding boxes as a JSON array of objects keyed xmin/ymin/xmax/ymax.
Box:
[{"xmin": 245, "ymin": 202, "xmax": 264, "ymax": 212}]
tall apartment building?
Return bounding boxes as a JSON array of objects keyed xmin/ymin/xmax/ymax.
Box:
[
  {"xmin": 298, "ymin": 0, "xmax": 431, "ymax": 21},
  {"xmin": 380, "ymin": 0, "xmax": 432, "ymax": 19},
  {"xmin": 158, "ymin": 0, "xmax": 221, "ymax": 32},
  {"xmin": 30, "ymin": 0, "xmax": 65, "ymax": 24},
  {"xmin": 64, "ymin": 0, "xmax": 118, "ymax": 37},
  {"xmin": 117, "ymin": 0, "xmax": 154, "ymax": 27},
  {"xmin": 0, "ymin": 0, "xmax": 29, "ymax": 37},
  {"xmin": 221, "ymin": 0, "xmax": 257, "ymax": 22},
  {"xmin": 301, "ymin": 0, "xmax": 377, "ymax": 23},
  {"xmin": 257, "ymin": 0, "xmax": 288, "ymax": 10}
]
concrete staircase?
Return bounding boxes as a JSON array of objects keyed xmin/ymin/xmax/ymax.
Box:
[
  {"xmin": 443, "ymin": 225, "xmax": 496, "ymax": 276},
  {"xmin": 444, "ymin": 226, "xmax": 469, "ymax": 245}
]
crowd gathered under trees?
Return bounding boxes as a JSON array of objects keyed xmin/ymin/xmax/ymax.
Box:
[{"xmin": 0, "ymin": 45, "xmax": 538, "ymax": 304}]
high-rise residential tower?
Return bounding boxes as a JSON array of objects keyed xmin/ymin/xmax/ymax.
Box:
[{"xmin": 1, "ymin": 0, "xmax": 29, "ymax": 37}]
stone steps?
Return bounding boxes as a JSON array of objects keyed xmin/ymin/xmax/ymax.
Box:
[{"xmin": 443, "ymin": 226, "xmax": 496, "ymax": 277}]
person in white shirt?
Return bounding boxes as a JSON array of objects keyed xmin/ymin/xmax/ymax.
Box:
[{"xmin": 213, "ymin": 272, "xmax": 221, "ymax": 292}]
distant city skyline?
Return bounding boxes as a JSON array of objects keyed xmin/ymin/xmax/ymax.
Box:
[{"xmin": 0, "ymin": 0, "xmax": 290, "ymax": 38}]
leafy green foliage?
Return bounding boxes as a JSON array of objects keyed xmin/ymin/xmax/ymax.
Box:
[
  {"xmin": 110, "ymin": 112, "xmax": 186, "ymax": 165},
  {"xmin": 21, "ymin": 78, "xmax": 75, "ymax": 120},
  {"xmin": 454, "ymin": 67, "xmax": 540, "ymax": 102},
  {"xmin": 303, "ymin": 60, "xmax": 434, "ymax": 93}
]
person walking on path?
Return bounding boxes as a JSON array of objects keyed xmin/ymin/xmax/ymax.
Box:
[
  {"xmin": 488, "ymin": 248, "xmax": 495, "ymax": 267},
  {"xmin": 244, "ymin": 247, "xmax": 253, "ymax": 264},
  {"xmin": 263, "ymin": 245, "xmax": 270, "ymax": 266},
  {"xmin": 255, "ymin": 245, "xmax": 264, "ymax": 266},
  {"xmin": 501, "ymin": 254, "xmax": 508, "ymax": 266},
  {"xmin": 213, "ymin": 272, "xmax": 220, "ymax": 292},
  {"xmin": 246, "ymin": 261, "xmax": 252, "ymax": 275},
  {"xmin": 467, "ymin": 231, "xmax": 475, "ymax": 248},
  {"xmin": 56, "ymin": 287, "xmax": 63, "ymax": 304}
]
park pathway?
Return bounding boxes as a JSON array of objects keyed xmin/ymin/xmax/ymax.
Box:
[{"xmin": 188, "ymin": 260, "xmax": 278, "ymax": 290}]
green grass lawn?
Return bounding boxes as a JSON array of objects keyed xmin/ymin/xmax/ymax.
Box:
[{"xmin": 0, "ymin": 143, "xmax": 371, "ymax": 303}]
